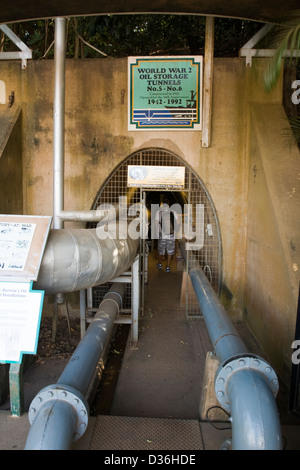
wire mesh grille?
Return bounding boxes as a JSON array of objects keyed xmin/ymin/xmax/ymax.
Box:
[
  {"xmin": 186, "ymin": 170, "xmax": 221, "ymax": 317},
  {"xmin": 90, "ymin": 148, "xmax": 222, "ymax": 318},
  {"xmin": 92, "ymin": 282, "xmax": 132, "ymax": 312}
]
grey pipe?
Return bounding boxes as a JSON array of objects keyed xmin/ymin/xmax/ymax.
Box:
[
  {"xmin": 56, "ymin": 207, "xmax": 120, "ymax": 222},
  {"xmin": 57, "ymin": 209, "xmax": 114, "ymax": 222},
  {"xmin": 25, "ymin": 399, "xmax": 78, "ymax": 451},
  {"xmin": 33, "ymin": 223, "xmax": 139, "ymax": 294},
  {"xmin": 179, "ymin": 241, "xmax": 248, "ymax": 363},
  {"xmin": 179, "ymin": 242, "xmax": 282, "ymax": 450},
  {"xmin": 57, "ymin": 284, "xmax": 125, "ymax": 394},
  {"xmin": 187, "ymin": 266, "xmax": 249, "ymax": 363},
  {"xmin": 25, "ymin": 283, "xmax": 125, "ymax": 450}
]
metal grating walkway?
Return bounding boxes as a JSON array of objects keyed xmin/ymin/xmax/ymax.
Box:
[{"xmin": 89, "ymin": 416, "xmax": 204, "ymax": 450}]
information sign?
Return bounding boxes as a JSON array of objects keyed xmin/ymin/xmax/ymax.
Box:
[
  {"xmin": 128, "ymin": 165, "xmax": 185, "ymax": 188},
  {"xmin": 0, "ymin": 215, "xmax": 51, "ymax": 281},
  {"xmin": 0, "ymin": 281, "xmax": 43, "ymax": 363},
  {"xmin": 128, "ymin": 56, "xmax": 202, "ymax": 130},
  {"xmin": 0, "ymin": 215, "xmax": 51, "ymax": 363}
]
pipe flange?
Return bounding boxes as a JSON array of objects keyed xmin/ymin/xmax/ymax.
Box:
[
  {"xmin": 214, "ymin": 355, "xmax": 279, "ymax": 412},
  {"xmin": 28, "ymin": 384, "xmax": 89, "ymax": 441}
]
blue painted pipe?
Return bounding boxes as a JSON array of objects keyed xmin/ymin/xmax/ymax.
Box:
[
  {"xmin": 179, "ymin": 242, "xmax": 248, "ymax": 364},
  {"xmin": 188, "ymin": 266, "xmax": 249, "ymax": 364},
  {"xmin": 179, "ymin": 242, "xmax": 282, "ymax": 450},
  {"xmin": 227, "ymin": 368, "xmax": 282, "ymax": 450},
  {"xmin": 25, "ymin": 283, "xmax": 125, "ymax": 450}
]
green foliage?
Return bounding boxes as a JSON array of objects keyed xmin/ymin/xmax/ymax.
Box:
[
  {"xmin": 1, "ymin": 15, "xmax": 262, "ymax": 59},
  {"xmin": 263, "ymin": 11, "xmax": 300, "ymax": 145},
  {"xmin": 214, "ymin": 17, "xmax": 261, "ymax": 57},
  {"xmin": 264, "ymin": 13, "xmax": 300, "ymax": 92},
  {"xmin": 1, "ymin": 20, "xmax": 55, "ymax": 59},
  {"xmin": 288, "ymin": 115, "xmax": 300, "ymax": 145}
]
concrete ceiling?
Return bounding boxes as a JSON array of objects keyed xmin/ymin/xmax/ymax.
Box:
[{"xmin": 0, "ymin": 0, "xmax": 299, "ymax": 25}]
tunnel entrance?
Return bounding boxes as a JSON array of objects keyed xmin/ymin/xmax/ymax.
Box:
[{"xmin": 89, "ymin": 147, "xmax": 222, "ymax": 318}]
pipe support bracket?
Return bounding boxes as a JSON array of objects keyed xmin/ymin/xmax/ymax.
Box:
[
  {"xmin": 214, "ymin": 354, "xmax": 279, "ymax": 412},
  {"xmin": 28, "ymin": 384, "xmax": 89, "ymax": 442}
]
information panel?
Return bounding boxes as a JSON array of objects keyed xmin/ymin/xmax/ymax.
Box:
[
  {"xmin": 0, "ymin": 281, "xmax": 43, "ymax": 363},
  {"xmin": 128, "ymin": 165, "xmax": 185, "ymax": 188},
  {"xmin": 0, "ymin": 215, "xmax": 51, "ymax": 281},
  {"xmin": 0, "ymin": 215, "xmax": 51, "ymax": 363},
  {"xmin": 128, "ymin": 56, "xmax": 202, "ymax": 130}
]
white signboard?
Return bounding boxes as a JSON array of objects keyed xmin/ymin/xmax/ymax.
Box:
[
  {"xmin": 0, "ymin": 281, "xmax": 43, "ymax": 363},
  {"xmin": 0, "ymin": 215, "xmax": 51, "ymax": 281},
  {"xmin": 0, "ymin": 215, "xmax": 52, "ymax": 363},
  {"xmin": 127, "ymin": 165, "xmax": 185, "ymax": 188},
  {"xmin": 0, "ymin": 222, "xmax": 36, "ymax": 272}
]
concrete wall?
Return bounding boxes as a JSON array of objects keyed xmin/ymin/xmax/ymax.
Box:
[
  {"xmin": 0, "ymin": 57, "xmax": 299, "ymax": 386},
  {"xmin": 0, "ymin": 105, "xmax": 22, "ymax": 214},
  {"xmin": 245, "ymin": 103, "xmax": 300, "ymax": 384}
]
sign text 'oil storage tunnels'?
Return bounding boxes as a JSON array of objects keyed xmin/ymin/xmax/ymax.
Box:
[{"xmin": 128, "ymin": 56, "xmax": 203, "ymax": 130}]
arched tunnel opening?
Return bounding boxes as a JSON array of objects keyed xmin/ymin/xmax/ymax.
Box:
[
  {"xmin": 89, "ymin": 147, "xmax": 222, "ymax": 310},
  {"xmin": 86, "ymin": 148, "xmax": 223, "ymax": 415}
]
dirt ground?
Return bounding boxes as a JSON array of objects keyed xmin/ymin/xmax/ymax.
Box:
[
  {"xmin": 0, "ymin": 314, "xmax": 82, "ymax": 412},
  {"xmin": 17, "ymin": 314, "xmax": 127, "ymax": 415},
  {"xmin": 35, "ymin": 314, "xmax": 81, "ymax": 362}
]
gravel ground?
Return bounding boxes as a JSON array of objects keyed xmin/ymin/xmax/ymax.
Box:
[{"xmin": 35, "ymin": 314, "xmax": 81, "ymax": 362}]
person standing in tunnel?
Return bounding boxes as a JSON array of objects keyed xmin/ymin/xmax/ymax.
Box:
[{"xmin": 154, "ymin": 198, "xmax": 181, "ymax": 272}]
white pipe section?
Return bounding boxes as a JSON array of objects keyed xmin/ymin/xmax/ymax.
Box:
[
  {"xmin": 57, "ymin": 209, "xmax": 116, "ymax": 222},
  {"xmin": 53, "ymin": 18, "xmax": 66, "ymax": 230},
  {"xmin": 202, "ymin": 16, "xmax": 214, "ymax": 148},
  {"xmin": 33, "ymin": 224, "xmax": 139, "ymax": 294}
]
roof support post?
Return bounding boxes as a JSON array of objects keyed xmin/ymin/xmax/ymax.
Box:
[{"xmin": 202, "ymin": 16, "xmax": 214, "ymax": 148}]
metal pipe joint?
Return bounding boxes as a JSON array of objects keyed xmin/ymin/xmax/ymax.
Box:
[
  {"xmin": 215, "ymin": 354, "xmax": 279, "ymax": 411},
  {"xmin": 25, "ymin": 384, "xmax": 89, "ymax": 449},
  {"xmin": 214, "ymin": 354, "xmax": 282, "ymax": 450}
]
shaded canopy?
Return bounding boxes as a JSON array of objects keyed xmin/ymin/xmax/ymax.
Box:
[{"xmin": 0, "ymin": 0, "xmax": 298, "ymax": 25}]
